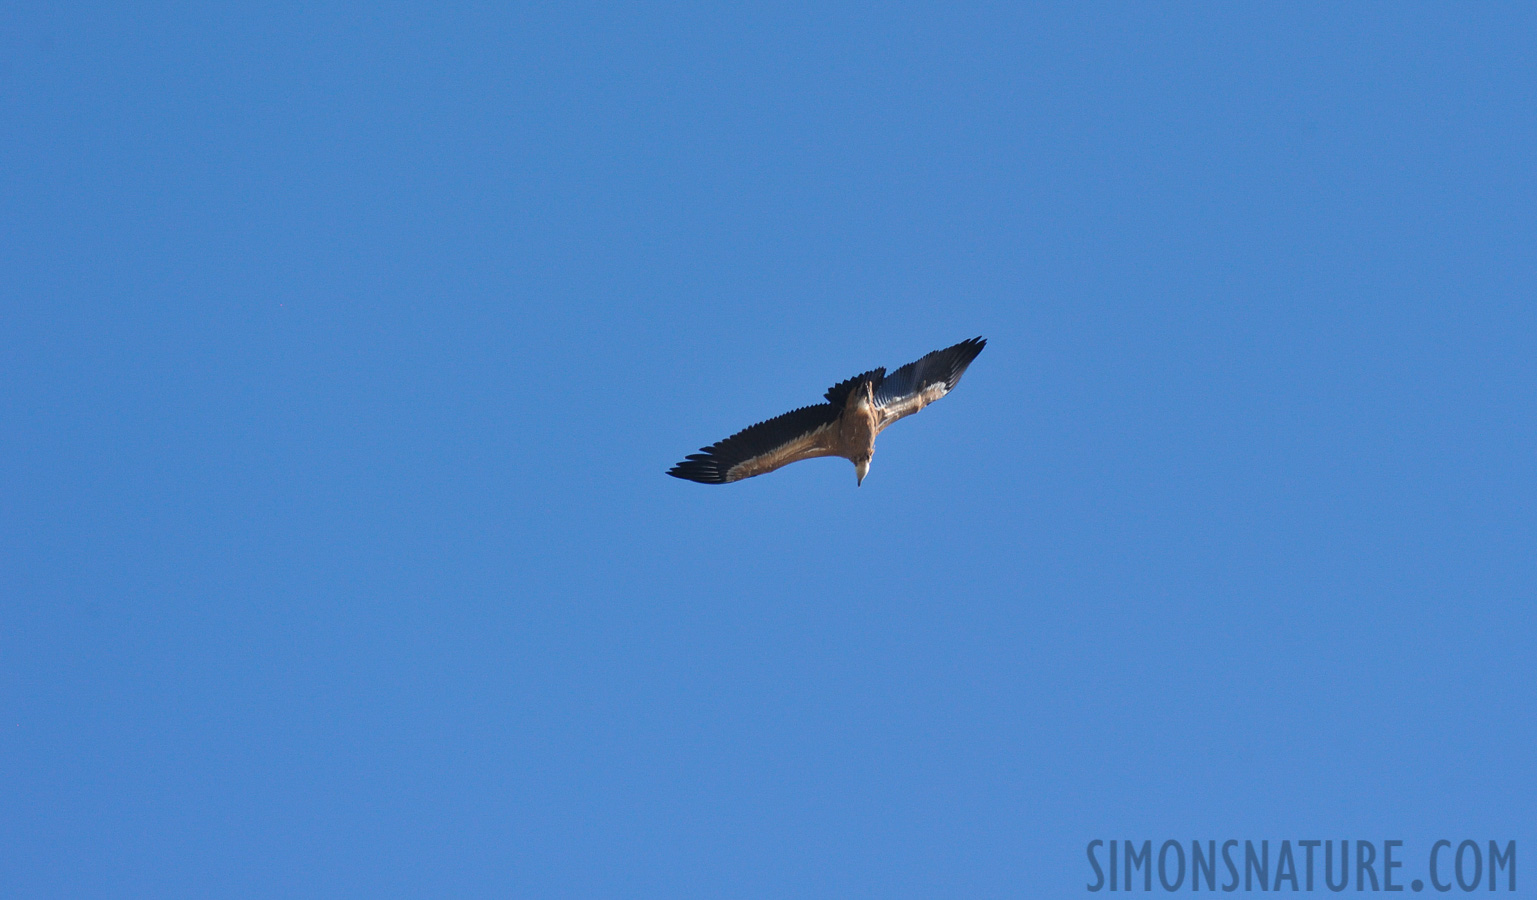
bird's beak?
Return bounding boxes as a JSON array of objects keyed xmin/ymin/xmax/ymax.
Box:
[{"xmin": 855, "ymin": 460, "xmax": 869, "ymax": 486}]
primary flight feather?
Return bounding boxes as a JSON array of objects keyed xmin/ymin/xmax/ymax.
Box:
[{"xmin": 667, "ymin": 337, "xmax": 986, "ymax": 486}]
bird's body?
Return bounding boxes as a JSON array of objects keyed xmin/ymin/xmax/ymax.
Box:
[{"xmin": 668, "ymin": 337, "xmax": 985, "ymax": 485}]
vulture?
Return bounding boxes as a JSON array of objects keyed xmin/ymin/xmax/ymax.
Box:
[{"xmin": 668, "ymin": 337, "xmax": 986, "ymax": 485}]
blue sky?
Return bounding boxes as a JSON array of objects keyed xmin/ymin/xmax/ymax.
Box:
[{"xmin": 3, "ymin": 3, "xmax": 1534, "ymax": 897}]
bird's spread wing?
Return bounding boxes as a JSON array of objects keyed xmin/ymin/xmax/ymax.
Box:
[
  {"xmin": 873, "ymin": 337, "xmax": 986, "ymax": 432},
  {"xmin": 668, "ymin": 403, "xmax": 841, "ymax": 484}
]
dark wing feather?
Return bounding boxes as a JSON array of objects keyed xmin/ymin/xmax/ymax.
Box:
[
  {"xmin": 873, "ymin": 337, "xmax": 986, "ymax": 431},
  {"xmin": 668, "ymin": 403, "xmax": 841, "ymax": 484},
  {"xmin": 823, "ymin": 368, "xmax": 886, "ymax": 408}
]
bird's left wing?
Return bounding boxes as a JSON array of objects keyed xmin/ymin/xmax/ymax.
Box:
[
  {"xmin": 873, "ymin": 336, "xmax": 986, "ymax": 432},
  {"xmin": 668, "ymin": 403, "xmax": 841, "ymax": 484}
]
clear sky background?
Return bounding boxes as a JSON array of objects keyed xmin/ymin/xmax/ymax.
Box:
[{"xmin": 3, "ymin": 3, "xmax": 1534, "ymax": 897}]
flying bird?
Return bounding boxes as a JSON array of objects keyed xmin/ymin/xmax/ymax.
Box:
[{"xmin": 668, "ymin": 337, "xmax": 986, "ymax": 486}]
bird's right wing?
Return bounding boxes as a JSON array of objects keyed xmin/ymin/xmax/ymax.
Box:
[
  {"xmin": 668, "ymin": 403, "xmax": 841, "ymax": 484},
  {"xmin": 873, "ymin": 337, "xmax": 986, "ymax": 432}
]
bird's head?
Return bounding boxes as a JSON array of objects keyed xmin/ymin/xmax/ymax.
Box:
[{"xmin": 854, "ymin": 457, "xmax": 870, "ymax": 486}]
